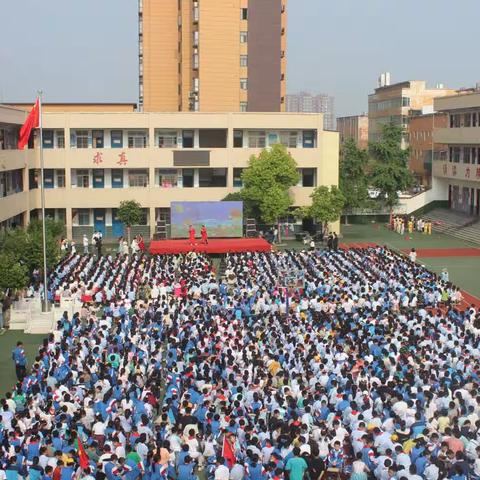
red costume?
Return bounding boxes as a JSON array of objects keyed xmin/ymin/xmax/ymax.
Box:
[
  {"xmin": 201, "ymin": 226, "xmax": 208, "ymax": 244},
  {"xmin": 188, "ymin": 226, "xmax": 196, "ymax": 245}
]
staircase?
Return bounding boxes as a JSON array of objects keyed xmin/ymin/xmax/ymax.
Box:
[{"xmin": 423, "ymin": 209, "xmax": 480, "ymax": 245}]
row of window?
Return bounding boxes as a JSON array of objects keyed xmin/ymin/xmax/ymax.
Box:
[
  {"xmin": 0, "ymin": 125, "xmax": 21, "ymax": 150},
  {"xmin": 448, "ymin": 146, "xmax": 480, "ymax": 165},
  {"xmin": 42, "ymin": 129, "xmax": 317, "ymax": 149},
  {"xmin": 63, "ymin": 168, "xmax": 317, "ymax": 189},
  {"xmin": 449, "ymin": 112, "xmax": 480, "ymax": 128},
  {"xmin": 369, "ymin": 97, "xmax": 410, "ymax": 113}
]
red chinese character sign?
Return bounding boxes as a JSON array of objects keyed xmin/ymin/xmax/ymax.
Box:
[
  {"xmin": 117, "ymin": 152, "xmax": 128, "ymax": 166},
  {"xmin": 93, "ymin": 152, "xmax": 103, "ymax": 165}
]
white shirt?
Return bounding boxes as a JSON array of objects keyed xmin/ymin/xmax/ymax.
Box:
[{"xmin": 215, "ymin": 464, "xmax": 230, "ymax": 480}]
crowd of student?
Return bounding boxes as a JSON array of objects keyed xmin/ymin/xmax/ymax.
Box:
[{"xmin": 4, "ymin": 246, "xmax": 480, "ymax": 480}]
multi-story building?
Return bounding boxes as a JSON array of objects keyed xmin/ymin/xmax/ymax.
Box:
[
  {"xmin": 409, "ymin": 111, "xmax": 448, "ymax": 187},
  {"xmin": 286, "ymin": 92, "xmax": 335, "ymax": 130},
  {"xmin": 139, "ymin": 0, "xmax": 287, "ymax": 113},
  {"xmin": 368, "ymin": 79, "xmax": 455, "ymax": 146},
  {"xmin": 0, "ymin": 105, "xmax": 32, "ymax": 230},
  {"xmin": 433, "ymin": 91, "xmax": 480, "ymax": 215},
  {"xmin": 336, "ymin": 115, "xmax": 368, "ymax": 150},
  {"xmin": 0, "ymin": 104, "xmax": 339, "ymax": 239}
]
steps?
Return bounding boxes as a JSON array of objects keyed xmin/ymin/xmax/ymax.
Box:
[{"xmin": 423, "ymin": 209, "xmax": 480, "ymax": 245}]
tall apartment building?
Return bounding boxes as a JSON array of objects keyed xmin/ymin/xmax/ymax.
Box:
[
  {"xmin": 0, "ymin": 104, "xmax": 339, "ymax": 238},
  {"xmin": 286, "ymin": 92, "xmax": 335, "ymax": 130},
  {"xmin": 336, "ymin": 115, "xmax": 369, "ymax": 150},
  {"xmin": 433, "ymin": 91, "xmax": 480, "ymax": 215},
  {"xmin": 139, "ymin": 0, "xmax": 287, "ymax": 113},
  {"xmin": 368, "ymin": 78, "xmax": 455, "ymax": 146}
]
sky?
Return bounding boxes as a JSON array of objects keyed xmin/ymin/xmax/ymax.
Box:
[{"xmin": 1, "ymin": 0, "xmax": 479, "ymax": 117}]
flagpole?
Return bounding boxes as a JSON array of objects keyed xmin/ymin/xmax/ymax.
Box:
[{"xmin": 38, "ymin": 90, "xmax": 50, "ymax": 312}]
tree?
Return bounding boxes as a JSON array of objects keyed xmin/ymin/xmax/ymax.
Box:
[
  {"xmin": 339, "ymin": 139, "xmax": 370, "ymax": 224},
  {"xmin": 241, "ymin": 144, "xmax": 300, "ymax": 241},
  {"xmin": 117, "ymin": 200, "xmax": 143, "ymax": 249},
  {"xmin": 0, "ymin": 253, "xmax": 29, "ymax": 294},
  {"xmin": 369, "ymin": 122, "xmax": 414, "ymax": 210},
  {"xmin": 299, "ymin": 185, "xmax": 345, "ymax": 235}
]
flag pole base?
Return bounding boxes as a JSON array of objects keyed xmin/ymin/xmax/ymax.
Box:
[{"xmin": 41, "ymin": 300, "xmax": 51, "ymax": 313}]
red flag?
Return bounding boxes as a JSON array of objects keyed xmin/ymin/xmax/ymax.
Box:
[
  {"xmin": 77, "ymin": 436, "xmax": 89, "ymax": 470},
  {"xmin": 222, "ymin": 434, "xmax": 236, "ymax": 468},
  {"xmin": 17, "ymin": 99, "xmax": 39, "ymax": 150}
]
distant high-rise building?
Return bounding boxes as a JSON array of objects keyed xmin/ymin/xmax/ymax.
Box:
[
  {"xmin": 337, "ymin": 115, "xmax": 369, "ymax": 150},
  {"xmin": 286, "ymin": 92, "xmax": 335, "ymax": 130},
  {"xmin": 139, "ymin": 0, "xmax": 287, "ymax": 113}
]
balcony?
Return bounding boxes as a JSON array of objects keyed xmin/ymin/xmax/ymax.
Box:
[
  {"xmin": 433, "ymin": 161, "xmax": 480, "ymax": 182},
  {"xmin": 434, "ymin": 127, "xmax": 480, "ymax": 145}
]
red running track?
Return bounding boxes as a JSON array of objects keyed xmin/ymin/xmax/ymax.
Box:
[{"xmin": 149, "ymin": 237, "xmax": 272, "ymax": 255}]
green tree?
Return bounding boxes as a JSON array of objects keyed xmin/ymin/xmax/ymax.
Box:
[
  {"xmin": 0, "ymin": 253, "xmax": 29, "ymax": 294},
  {"xmin": 339, "ymin": 139, "xmax": 370, "ymax": 224},
  {"xmin": 302, "ymin": 185, "xmax": 345, "ymax": 234},
  {"xmin": 241, "ymin": 144, "xmax": 300, "ymax": 241},
  {"xmin": 117, "ymin": 200, "xmax": 143, "ymax": 248},
  {"xmin": 369, "ymin": 122, "xmax": 414, "ymax": 210}
]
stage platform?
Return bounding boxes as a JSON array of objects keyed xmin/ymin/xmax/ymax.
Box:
[{"xmin": 149, "ymin": 237, "xmax": 272, "ymax": 255}]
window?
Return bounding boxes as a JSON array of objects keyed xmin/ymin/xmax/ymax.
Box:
[
  {"xmin": 76, "ymin": 130, "xmax": 89, "ymax": 149},
  {"xmin": 240, "ymin": 31, "xmax": 248, "ymax": 43},
  {"xmin": 112, "ymin": 169, "xmax": 124, "ymax": 188},
  {"xmin": 248, "ymin": 131, "xmax": 266, "ymax": 148},
  {"xmin": 199, "ymin": 168, "xmax": 227, "ymax": 187},
  {"xmin": 76, "ymin": 169, "xmax": 90, "ymax": 188},
  {"xmin": 111, "ymin": 130, "xmax": 123, "ymax": 148},
  {"xmin": 450, "ymin": 114, "xmax": 461, "ymax": 128},
  {"xmin": 402, "ymin": 97, "xmax": 410, "ymax": 107},
  {"xmin": 233, "ymin": 168, "xmax": 244, "ymax": 187},
  {"xmin": 182, "ymin": 169, "xmax": 194, "ymax": 188},
  {"xmin": 241, "ymin": 8, "xmax": 248, "ymax": 20},
  {"xmin": 93, "ymin": 169, "xmax": 105, "ymax": 188},
  {"xmin": 300, "ymin": 168, "xmax": 316, "ymax": 187},
  {"xmin": 280, "ymin": 131, "xmax": 298, "ymax": 148},
  {"xmin": 182, "ymin": 130, "xmax": 194, "ymax": 148},
  {"xmin": 450, "ymin": 147, "xmax": 461, "ymax": 163},
  {"xmin": 128, "ymin": 130, "xmax": 148, "ymax": 148},
  {"xmin": 128, "ymin": 169, "xmax": 149, "ymax": 187},
  {"xmin": 233, "ymin": 130, "xmax": 243, "ymax": 148},
  {"xmin": 158, "ymin": 130, "xmax": 178, "ymax": 148},
  {"xmin": 77, "ymin": 209, "xmax": 90, "ymax": 226},
  {"xmin": 199, "ymin": 129, "xmax": 227, "ymax": 148},
  {"xmin": 240, "ymin": 102, "xmax": 248, "ymax": 112},
  {"xmin": 43, "ymin": 130, "xmax": 54, "ymax": 149},
  {"xmin": 158, "ymin": 169, "xmax": 179, "ymax": 188},
  {"xmin": 473, "ymin": 113, "xmax": 478, "ymax": 128},
  {"xmin": 240, "ymin": 55, "xmax": 248, "ymax": 67},
  {"xmin": 56, "ymin": 169, "xmax": 66, "ymax": 188},
  {"xmin": 56, "ymin": 131, "xmax": 65, "ymax": 149},
  {"xmin": 240, "ymin": 78, "xmax": 248, "ymax": 90},
  {"xmin": 92, "ymin": 130, "xmax": 104, "ymax": 148}
]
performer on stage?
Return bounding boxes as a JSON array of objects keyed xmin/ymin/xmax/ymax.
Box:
[
  {"xmin": 201, "ymin": 225, "xmax": 208, "ymax": 245},
  {"xmin": 188, "ymin": 224, "xmax": 196, "ymax": 245}
]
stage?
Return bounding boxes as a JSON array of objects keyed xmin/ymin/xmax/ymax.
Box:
[{"xmin": 149, "ymin": 237, "xmax": 272, "ymax": 255}]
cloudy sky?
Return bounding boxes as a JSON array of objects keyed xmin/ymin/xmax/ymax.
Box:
[{"xmin": 1, "ymin": 0, "xmax": 479, "ymax": 117}]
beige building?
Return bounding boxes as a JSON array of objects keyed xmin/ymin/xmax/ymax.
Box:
[
  {"xmin": 433, "ymin": 91, "xmax": 480, "ymax": 216},
  {"xmin": 139, "ymin": 0, "xmax": 287, "ymax": 113},
  {"xmin": 337, "ymin": 115, "xmax": 369, "ymax": 150},
  {"xmin": 0, "ymin": 105, "xmax": 339, "ymax": 239},
  {"xmin": 368, "ymin": 79, "xmax": 455, "ymax": 146}
]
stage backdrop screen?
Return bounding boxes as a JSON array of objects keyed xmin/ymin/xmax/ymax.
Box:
[{"xmin": 171, "ymin": 201, "xmax": 243, "ymax": 238}]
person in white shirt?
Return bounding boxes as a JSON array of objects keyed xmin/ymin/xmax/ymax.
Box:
[{"xmin": 409, "ymin": 248, "xmax": 417, "ymax": 263}]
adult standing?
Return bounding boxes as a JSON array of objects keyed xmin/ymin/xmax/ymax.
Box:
[
  {"xmin": 201, "ymin": 225, "xmax": 208, "ymax": 245},
  {"xmin": 285, "ymin": 448, "xmax": 308, "ymax": 480},
  {"xmin": 189, "ymin": 225, "xmax": 196, "ymax": 246},
  {"xmin": 327, "ymin": 234, "xmax": 333, "ymax": 251},
  {"xmin": 96, "ymin": 235, "xmax": 102, "ymax": 257},
  {"xmin": 332, "ymin": 232, "xmax": 339, "ymax": 251},
  {"xmin": 12, "ymin": 340, "xmax": 27, "ymax": 381},
  {"xmin": 82, "ymin": 234, "xmax": 89, "ymax": 255}
]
